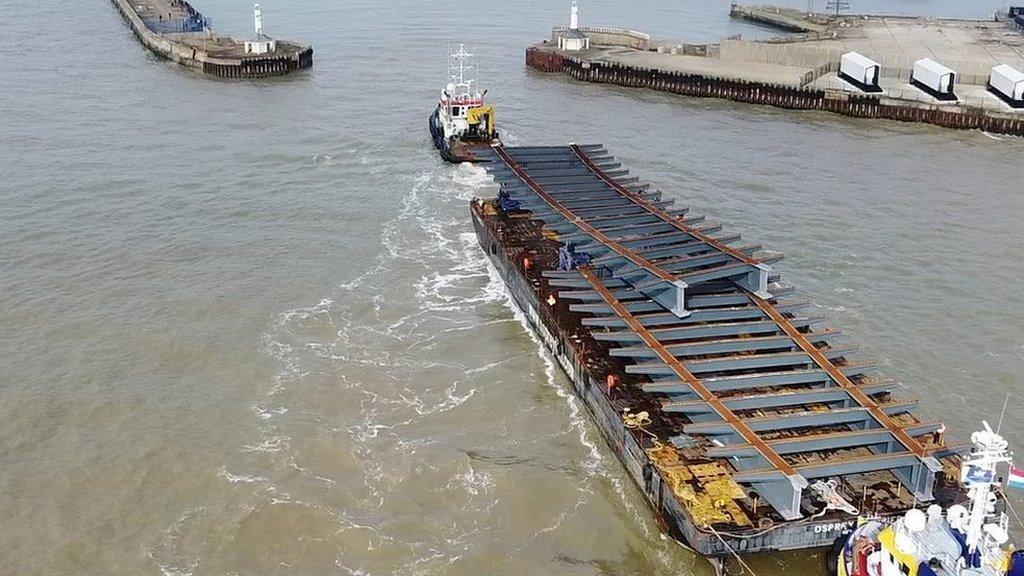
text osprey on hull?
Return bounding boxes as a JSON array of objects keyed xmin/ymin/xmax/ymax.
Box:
[{"xmin": 429, "ymin": 44, "xmax": 501, "ymax": 163}]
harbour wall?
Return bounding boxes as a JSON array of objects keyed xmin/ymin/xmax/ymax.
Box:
[
  {"xmin": 108, "ymin": 0, "xmax": 312, "ymax": 78},
  {"xmin": 718, "ymin": 39, "xmax": 1001, "ymax": 86},
  {"xmin": 526, "ymin": 47, "xmax": 1024, "ymax": 136}
]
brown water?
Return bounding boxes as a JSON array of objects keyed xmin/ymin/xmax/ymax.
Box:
[{"xmin": 2, "ymin": 0, "xmax": 1024, "ymax": 574}]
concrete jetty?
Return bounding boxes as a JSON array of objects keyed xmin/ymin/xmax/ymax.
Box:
[
  {"xmin": 529, "ymin": 4, "xmax": 1024, "ymax": 135},
  {"xmin": 109, "ymin": 0, "xmax": 312, "ymax": 78}
]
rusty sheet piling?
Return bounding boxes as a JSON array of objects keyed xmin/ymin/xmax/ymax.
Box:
[{"xmin": 526, "ymin": 47, "xmax": 1024, "ymax": 136}]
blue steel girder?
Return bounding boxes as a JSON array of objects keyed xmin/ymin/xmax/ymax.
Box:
[
  {"xmin": 608, "ymin": 249, "xmax": 732, "ymax": 278},
  {"xmin": 502, "ymin": 183, "xmax": 652, "ymax": 197},
  {"xmin": 643, "ymin": 363, "xmax": 875, "ymax": 394},
  {"xmin": 558, "ymin": 192, "xmax": 665, "ymax": 207},
  {"xmin": 706, "ymin": 421, "xmax": 943, "ymax": 458},
  {"xmin": 669, "ymin": 261, "xmax": 770, "ymax": 294},
  {"xmin": 610, "ymin": 329, "xmax": 842, "ymax": 360},
  {"xmin": 662, "ymin": 379, "xmax": 896, "ymax": 415},
  {"xmin": 570, "ymin": 301, "xmax": 666, "ymax": 315},
  {"xmin": 592, "ymin": 221, "xmax": 680, "ymax": 239},
  {"xmin": 582, "ymin": 306, "xmax": 766, "ymax": 328},
  {"xmin": 680, "ymin": 404, "xmax": 917, "ymax": 437},
  {"xmin": 558, "ymin": 287, "xmax": 643, "ymax": 302},
  {"xmin": 501, "ymin": 164, "xmax": 621, "ymax": 177},
  {"xmin": 592, "ymin": 237, "xmax": 711, "ymax": 264},
  {"xmin": 682, "ymin": 344, "xmax": 856, "ymax": 372},
  {"xmin": 495, "ymin": 144, "xmax": 606, "ymax": 155},
  {"xmin": 732, "ymin": 452, "xmax": 939, "ymax": 502},
  {"xmin": 598, "ymin": 231, "xmax": 740, "ymax": 253},
  {"xmin": 659, "ymin": 376, "xmax": 899, "ymax": 404},
  {"xmin": 591, "ymin": 316, "xmax": 826, "ymax": 343},
  {"xmin": 626, "ymin": 346, "xmax": 857, "ymax": 376},
  {"xmin": 583, "ymin": 211, "xmax": 691, "ymax": 229},
  {"xmin": 581, "ymin": 299, "xmax": 807, "ymax": 328},
  {"xmin": 550, "ymin": 214, "xmax": 695, "ymax": 239},
  {"xmin": 570, "ymin": 202, "xmax": 677, "ymax": 218},
  {"xmin": 526, "ymin": 174, "xmax": 637, "ymax": 187}
]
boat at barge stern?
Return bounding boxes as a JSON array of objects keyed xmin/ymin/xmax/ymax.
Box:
[{"xmin": 468, "ymin": 143, "xmax": 969, "ymax": 558}]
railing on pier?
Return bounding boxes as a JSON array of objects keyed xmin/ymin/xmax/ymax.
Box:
[{"xmin": 143, "ymin": 14, "xmax": 209, "ymax": 33}]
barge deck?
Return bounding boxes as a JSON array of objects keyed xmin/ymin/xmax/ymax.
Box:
[{"xmin": 469, "ymin": 144, "xmax": 966, "ymax": 557}]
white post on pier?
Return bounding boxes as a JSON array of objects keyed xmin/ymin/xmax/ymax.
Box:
[
  {"xmin": 244, "ymin": 2, "xmax": 276, "ymax": 54},
  {"xmin": 559, "ymin": 1, "xmax": 589, "ymax": 51},
  {"xmin": 253, "ymin": 3, "xmax": 263, "ymax": 36}
]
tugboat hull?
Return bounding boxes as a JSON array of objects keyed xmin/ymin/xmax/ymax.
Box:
[{"xmin": 428, "ymin": 108, "xmax": 496, "ymax": 164}]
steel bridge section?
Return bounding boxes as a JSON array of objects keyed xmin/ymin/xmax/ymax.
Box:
[
  {"xmin": 478, "ymin": 145, "xmax": 951, "ymax": 519},
  {"xmin": 479, "ymin": 145, "xmax": 772, "ymax": 318}
]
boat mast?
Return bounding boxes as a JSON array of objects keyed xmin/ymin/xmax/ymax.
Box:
[
  {"xmin": 960, "ymin": 421, "xmax": 1011, "ymax": 552},
  {"xmin": 448, "ymin": 44, "xmax": 475, "ymax": 98}
]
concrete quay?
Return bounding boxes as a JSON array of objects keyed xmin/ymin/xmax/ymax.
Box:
[
  {"xmin": 531, "ymin": 6, "xmax": 1024, "ymax": 136},
  {"xmin": 109, "ymin": 0, "xmax": 312, "ymax": 78}
]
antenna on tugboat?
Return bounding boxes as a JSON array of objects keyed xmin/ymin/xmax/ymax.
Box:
[{"xmin": 996, "ymin": 392, "xmax": 1010, "ymax": 434}]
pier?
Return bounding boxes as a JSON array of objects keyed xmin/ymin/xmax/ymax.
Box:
[
  {"xmin": 109, "ymin": 0, "xmax": 312, "ymax": 78},
  {"xmin": 471, "ymin": 144, "xmax": 966, "ymax": 555},
  {"xmin": 529, "ymin": 4, "xmax": 1024, "ymax": 135}
]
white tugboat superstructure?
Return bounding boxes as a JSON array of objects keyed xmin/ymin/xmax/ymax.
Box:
[
  {"xmin": 833, "ymin": 422, "xmax": 1023, "ymax": 576},
  {"xmin": 428, "ymin": 44, "xmax": 500, "ymax": 162}
]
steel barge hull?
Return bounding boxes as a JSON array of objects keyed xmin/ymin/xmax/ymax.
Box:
[{"xmin": 474, "ymin": 205, "xmax": 862, "ymax": 555}]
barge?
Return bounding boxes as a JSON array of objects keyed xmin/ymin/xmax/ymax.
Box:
[{"xmin": 469, "ymin": 144, "xmax": 969, "ymax": 558}]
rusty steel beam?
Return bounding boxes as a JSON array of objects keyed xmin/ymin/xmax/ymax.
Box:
[{"xmin": 577, "ymin": 267, "xmax": 808, "ymax": 520}]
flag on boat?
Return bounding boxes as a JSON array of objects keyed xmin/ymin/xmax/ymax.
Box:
[{"xmin": 1008, "ymin": 466, "xmax": 1024, "ymax": 490}]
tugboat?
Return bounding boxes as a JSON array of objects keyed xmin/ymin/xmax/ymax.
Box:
[
  {"xmin": 832, "ymin": 422, "xmax": 1024, "ymax": 576},
  {"xmin": 428, "ymin": 44, "xmax": 500, "ymax": 163}
]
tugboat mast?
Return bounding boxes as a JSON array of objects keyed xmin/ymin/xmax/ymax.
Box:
[
  {"xmin": 961, "ymin": 422, "xmax": 1012, "ymax": 553},
  {"xmin": 448, "ymin": 44, "xmax": 474, "ymax": 91}
]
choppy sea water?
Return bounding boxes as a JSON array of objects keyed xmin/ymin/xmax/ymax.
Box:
[{"xmin": 2, "ymin": 0, "xmax": 1023, "ymax": 574}]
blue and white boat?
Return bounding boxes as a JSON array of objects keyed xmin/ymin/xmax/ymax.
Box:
[{"xmin": 429, "ymin": 44, "xmax": 500, "ymax": 163}]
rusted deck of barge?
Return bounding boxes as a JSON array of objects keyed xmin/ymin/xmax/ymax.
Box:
[{"xmin": 470, "ymin": 144, "xmax": 966, "ymax": 555}]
